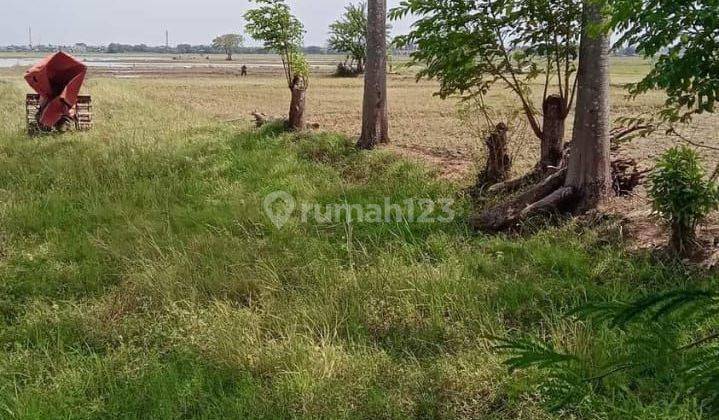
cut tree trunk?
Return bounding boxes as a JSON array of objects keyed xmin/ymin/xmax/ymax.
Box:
[
  {"xmin": 540, "ymin": 94, "xmax": 566, "ymax": 170},
  {"xmin": 485, "ymin": 95, "xmax": 566, "ymax": 194},
  {"xmin": 357, "ymin": 0, "xmax": 389, "ymax": 149},
  {"xmin": 481, "ymin": 123, "xmax": 512, "ymax": 185},
  {"xmin": 564, "ymin": 0, "xmax": 612, "ymax": 212},
  {"xmin": 288, "ymin": 84, "xmax": 307, "ymax": 131}
]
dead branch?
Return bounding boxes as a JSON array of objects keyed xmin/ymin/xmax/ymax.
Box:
[
  {"xmin": 610, "ymin": 125, "xmax": 654, "ymax": 151},
  {"xmin": 471, "ymin": 168, "xmax": 568, "ymax": 232},
  {"xmin": 251, "ymin": 112, "xmax": 320, "ymax": 130},
  {"xmin": 520, "ymin": 186, "xmax": 575, "ymax": 218}
]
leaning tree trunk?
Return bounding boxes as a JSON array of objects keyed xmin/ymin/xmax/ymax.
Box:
[
  {"xmin": 288, "ymin": 76, "xmax": 307, "ymax": 131},
  {"xmin": 565, "ymin": 0, "xmax": 612, "ymax": 212},
  {"xmin": 357, "ymin": 0, "xmax": 389, "ymax": 150},
  {"xmin": 540, "ymin": 94, "xmax": 566, "ymax": 170}
]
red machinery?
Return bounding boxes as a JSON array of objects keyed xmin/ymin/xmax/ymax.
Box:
[{"xmin": 25, "ymin": 52, "xmax": 92, "ymax": 134}]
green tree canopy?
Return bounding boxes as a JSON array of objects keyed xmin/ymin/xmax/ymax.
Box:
[
  {"xmin": 328, "ymin": 2, "xmax": 368, "ymax": 68},
  {"xmin": 212, "ymin": 34, "xmax": 243, "ymax": 60},
  {"xmin": 390, "ymin": 0, "xmax": 581, "ymax": 140},
  {"xmin": 244, "ymin": 0, "xmax": 307, "ymax": 88},
  {"xmin": 612, "ymin": 0, "xmax": 719, "ymax": 122}
]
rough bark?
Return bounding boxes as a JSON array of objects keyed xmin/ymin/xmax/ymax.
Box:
[
  {"xmin": 481, "ymin": 123, "xmax": 512, "ymax": 185},
  {"xmin": 288, "ymin": 76, "xmax": 307, "ymax": 131},
  {"xmin": 564, "ymin": 0, "xmax": 612, "ymax": 212},
  {"xmin": 671, "ymin": 222, "xmax": 697, "ymax": 256},
  {"xmin": 540, "ymin": 95, "xmax": 566, "ymax": 170},
  {"xmin": 379, "ymin": 99, "xmax": 390, "ymax": 144},
  {"xmin": 472, "ymin": 168, "xmax": 569, "ymax": 232},
  {"xmin": 357, "ymin": 0, "xmax": 389, "ymax": 149}
]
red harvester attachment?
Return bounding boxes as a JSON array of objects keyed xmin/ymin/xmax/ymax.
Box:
[{"xmin": 24, "ymin": 52, "xmax": 92, "ymax": 134}]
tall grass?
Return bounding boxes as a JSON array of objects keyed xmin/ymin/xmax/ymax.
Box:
[{"xmin": 0, "ymin": 77, "xmax": 711, "ymax": 418}]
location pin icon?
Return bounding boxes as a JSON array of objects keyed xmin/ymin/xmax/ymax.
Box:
[{"xmin": 263, "ymin": 191, "xmax": 296, "ymax": 229}]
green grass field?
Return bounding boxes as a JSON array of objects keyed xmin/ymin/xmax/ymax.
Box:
[{"xmin": 0, "ymin": 75, "xmax": 715, "ymax": 418}]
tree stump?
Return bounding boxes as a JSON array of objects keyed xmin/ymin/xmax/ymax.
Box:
[
  {"xmin": 481, "ymin": 123, "xmax": 512, "ymax": 185},
  {"xmin": 540, "ymin": 95, "xmax": 566, "ymax": 170}
]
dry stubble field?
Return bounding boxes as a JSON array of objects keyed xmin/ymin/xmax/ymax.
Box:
[{"xmin": 3, "ymin": 53, "xmax": 719, "ymax": 181}]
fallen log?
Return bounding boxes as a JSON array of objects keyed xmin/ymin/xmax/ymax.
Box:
[
  {"xmin": 487, "ymin": 168, "xmax": 547, "ymax": 194},
  {"xmin": 520, "ymin": 186, "xmax": 575, "ymax": 218},
  {"xmin": 251, "ymin": 112, "xmax": 320, "ymax": 130}
]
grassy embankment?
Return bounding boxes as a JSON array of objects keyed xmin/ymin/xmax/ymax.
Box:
[{"xmin": 0, "ymin": 77, "xmax": 713, "ymax": 418}]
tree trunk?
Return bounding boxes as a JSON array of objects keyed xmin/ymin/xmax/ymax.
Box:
[
  {"xmin": 564, "ymin": 0, "xmax": 612, "ymax": 212},
  {"xmin": 288, "ymin": 83, "xmax": 306, "ymax": 131},
  {"xmin": 540, "ymin": 94, "xmax": 566, "ymax": 170},
  {"xmin": 482, "ymin": 123, "xmax": 512, "ymax": 185},
  {"xmin": 471, "ymin": 0, "xmax": 615, "ymax": 232},
  {"xmin": 379, "ymin": 98, "xmax": 389, "ymax": 144},
  {"xmin": 670, "ymin": 222, "xmax": 698, "ymax": 256},
  {"xmin": 357, "ymin": 0, "xmax": 389, "ymax": 150},
  {"xmin": 356, "ymin": 58, "xmax": 364, "ymax": 74}
]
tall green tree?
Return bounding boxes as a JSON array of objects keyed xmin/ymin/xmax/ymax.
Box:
[
  {"xmin": 493, "ymin": 4, "xmax": 719, "ymax": 414},
  {"xmin": 212, "ymin": 34, "xmax": 243, "ymax": 61},
  {"xmin": 245, "ymin": 0, "xmax": 308, "ymax": 130},
  {"xmin": 328, "ymin": 2, "xmax": 369, "ymax": 73},
  {"xmin": 451, "ymin": 0, "xmax": 611, "ymax": 230}
]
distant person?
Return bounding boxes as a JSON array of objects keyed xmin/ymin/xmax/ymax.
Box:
[{"xmin": 241, "ymin": 65, "xmax": 248, "ymax": 77}]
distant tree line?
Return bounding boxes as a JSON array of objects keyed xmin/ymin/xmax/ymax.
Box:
[
  {"xmin": 0, "ymin": 42, "xmax": 418, "ymax": 56},
  {"xmin": 0, "ymin": 43, "xmax": 332, "ymax": 55}
]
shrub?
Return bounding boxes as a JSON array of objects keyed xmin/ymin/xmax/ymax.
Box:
[
  {"xmin": 334, "ymin": 63, "xmax": 362, "ymax": 78},
  {"xmin": 647, "ymin": 146, "xmax": 719, "ymax": 253}
]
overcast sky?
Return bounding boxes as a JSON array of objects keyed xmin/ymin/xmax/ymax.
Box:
[{"xmin": 1, "ymin": 0, "xmax": 414, "ymax": 47}]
